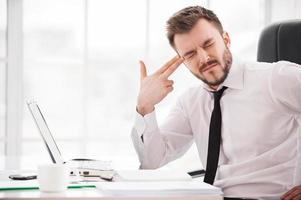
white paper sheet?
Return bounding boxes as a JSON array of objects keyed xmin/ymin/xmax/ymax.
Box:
[
  {"xmin": 116, "ymin": 170, "xmax": 192, "ymax": 181},
  {"xmin": 96, "ymin": 181, "xmax": 222, "ymax": 196}
]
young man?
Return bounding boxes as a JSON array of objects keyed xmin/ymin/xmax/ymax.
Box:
[{"xmin": 131, "ymin": 6, "xmax": 301, "ymax": 200}]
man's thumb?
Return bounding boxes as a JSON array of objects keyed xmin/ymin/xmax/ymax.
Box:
[{"xmin": 139, "ymin": 60, "xmax": 147, "ymax": 80}]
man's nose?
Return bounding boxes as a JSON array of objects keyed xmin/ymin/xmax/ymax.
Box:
[{"xmin": 197, "ymin": 48, "xmax": 209, "ymax": 65}]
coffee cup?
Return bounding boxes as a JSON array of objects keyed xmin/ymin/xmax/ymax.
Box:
[{"xmin": 37, "ymin": 164, "xmax": 69, "ymax": 193}]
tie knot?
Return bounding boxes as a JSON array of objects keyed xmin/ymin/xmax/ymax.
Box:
[{"xmin": 213, "ymin": 86, "xmax": 227, "ymax": 101}]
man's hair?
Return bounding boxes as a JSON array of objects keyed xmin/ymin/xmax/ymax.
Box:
[{"xmin": 166, "ymin": 6, "xmax": 223, "ymax": 48}]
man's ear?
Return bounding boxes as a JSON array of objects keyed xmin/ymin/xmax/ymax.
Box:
[{"xmin": 222, "ymin": 32, "xmax": 231, "ymax": 48}]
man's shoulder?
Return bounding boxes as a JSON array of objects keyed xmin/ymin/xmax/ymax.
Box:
[
  {"xmin": 242, "ymin": 60, "xmax": 276, "ymax": 72},
  {"xmin": 240, "ymin": 60, "xmax": 301, "ymax": 84},
  {"xmin": 242, "ymin": 60, "xmax": 301, "ymax": 72}
]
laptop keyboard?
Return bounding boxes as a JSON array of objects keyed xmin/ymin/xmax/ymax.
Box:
[{"xmin": 69, "ymin": 160, "xmax": 113, "ymax": 171}]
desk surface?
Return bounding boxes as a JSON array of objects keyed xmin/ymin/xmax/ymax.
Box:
[
  {"xmin": 0, "ymin": 189, "xmax": 222, "ymax": 200},
  {"xmin": 0, "ymin": 169, "xmax": 222, "ymax": 200}
]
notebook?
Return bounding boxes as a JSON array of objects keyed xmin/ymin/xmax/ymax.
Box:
[
  {"xmin": 116, "ymin": 170, "xmax": 192, "ymax": 181},
  {"xmin": 27, "ymin": 100, "xmax": 114, "ymax": 178},
  {"xmin": 96, "ymin": 181, "xmax": 222, "ymax": 196}
]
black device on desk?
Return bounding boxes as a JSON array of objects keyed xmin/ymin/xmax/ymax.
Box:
[
  {"xmin": 9, "ymin": 173, "xmax": 37, "ymax": 181},
  {"xmin": 187, "ymin": 169, "xmax": 205, "ymax": 178}
]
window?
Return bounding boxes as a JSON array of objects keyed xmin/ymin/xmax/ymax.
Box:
[
  {"xmin": 22, "ymin": 0, "xmax": 86, "ymax": 163},
  {"xmin": 0, "ymin": 0, "xmax": 7, "ymax": 158},
  {"xmin": 3, "ymin": 0, "xmax": 280, "ymax": 171},
  {"xmin": 21, "ymin": 0, "xmax": 208, "ymax": 170},
  {"xmin": 210, "ymin": 0, "xmax": 265, "ymax": 61},
  {"xmin": 269, "ymin": 0, "xmax": 301, "ymax": 22}
]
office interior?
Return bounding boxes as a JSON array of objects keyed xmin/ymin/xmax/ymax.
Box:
[{"xmin": 0, "ymin": 0, "xmax": 301, "ymax": 171}]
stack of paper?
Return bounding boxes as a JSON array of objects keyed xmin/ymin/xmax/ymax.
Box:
[
  {"xmin": 96, "ymin": 181, "xmax": 222, "ymax": 196},
  {"xmin": 116, "ymin": 170, "xmax": 192, "ymax": 181}
]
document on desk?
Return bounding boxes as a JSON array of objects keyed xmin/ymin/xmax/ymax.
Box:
[
  {"xmin": 0, "ymin": 180, "xmax": 39, "ymax": 190},
  {"xmin": 96, "ymin": 181, "xmax": 222, "ymax": 196},
  {"xmin": 116, "ymin": 170, "xmax": 192, "ymax": 181},
  {"xmin": 0, "ymin": 180, "xmax": 96, "ymax": 191}
]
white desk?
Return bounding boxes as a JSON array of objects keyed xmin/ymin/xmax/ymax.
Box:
[
  {"xmin": 0, "ymin": 189, "xmax": 222, "ymax": 200},
  {"xmin": 0, "ymin": 170, "xmax": 222, "ymax": 200}
]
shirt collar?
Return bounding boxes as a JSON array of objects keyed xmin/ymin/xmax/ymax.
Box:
[{"xmin": 202, "ymin": 56, "xmax": 244, "ymax": 92}]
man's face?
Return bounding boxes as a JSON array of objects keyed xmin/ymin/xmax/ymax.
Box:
[{"xmin": 174, "ymin": 19, "xmax": 232, "ymax": 89}]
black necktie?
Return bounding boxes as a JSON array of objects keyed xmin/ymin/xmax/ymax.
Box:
[{"xmin": 204, "ymin": 86, "xmax": 227, "ymax": 185}]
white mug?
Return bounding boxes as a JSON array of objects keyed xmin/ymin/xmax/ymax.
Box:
[{"xmin": 37, "ymin": 164, "xmax": 69, "ymax": 193}]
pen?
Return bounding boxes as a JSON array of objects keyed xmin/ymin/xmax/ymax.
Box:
[
  {"xmin": 68, "ymin": 185, "xmax": 96, "ymax": 189},
  {"xmin": 0, "ymin": 187, "xmax": 39, "ymax": 191}
]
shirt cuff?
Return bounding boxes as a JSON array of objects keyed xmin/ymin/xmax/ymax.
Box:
[{"xmin": 134, "ymin": 110, "xmax": 159, "ymax": 137}]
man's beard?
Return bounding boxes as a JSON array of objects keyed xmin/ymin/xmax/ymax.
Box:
[{"xmin": 196, "ymin": 48, "xmax": 232, "ymax": 87}]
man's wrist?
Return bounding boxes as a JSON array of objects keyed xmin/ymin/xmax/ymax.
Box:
[{"xmin": 136, "ymin": 105, "xmax": 155, "ymax": 116}]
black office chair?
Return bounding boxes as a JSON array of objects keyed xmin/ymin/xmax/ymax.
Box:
[{"xmin": 257, "ymin": 19, "xmax": 301, "ymax": 64}]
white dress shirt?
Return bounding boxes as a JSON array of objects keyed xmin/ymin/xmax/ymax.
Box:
[{"xmin": 131, "ymin": 58, "xmax": 301, "ymax": 200}]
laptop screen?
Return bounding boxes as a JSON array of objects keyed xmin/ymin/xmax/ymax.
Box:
[{"xmin": 27, "ymin": 100, "xmax": 65, "ymax": 164}]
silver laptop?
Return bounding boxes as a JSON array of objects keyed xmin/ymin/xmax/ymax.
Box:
[{"xmin": 27, "ymin": 100, "xmax": 113, "ymax": 178}]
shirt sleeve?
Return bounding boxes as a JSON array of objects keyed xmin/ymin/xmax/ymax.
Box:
[
  {"xmin": 131, "ymin": 97, "xmax": 193, "ymax": 169},
  {"xmin": 269, "ymin": 61, "xmax": 301, "ymax": 115}
]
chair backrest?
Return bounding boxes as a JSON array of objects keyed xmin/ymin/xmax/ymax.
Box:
[{"xmin": 257, "ymin": 20, "xmax": 301, "ymax": 64}]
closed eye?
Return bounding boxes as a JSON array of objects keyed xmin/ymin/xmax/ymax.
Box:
[
  {"xmin": 204, "ymin": 42, "xmax": 214, "ymax": 48},
  {"xmin": 183, "ymin": 51, "xmax": 196, "ymax": 60},
  {"xmin": 203, "ymin": 38, "xmax": 214, "ymax": 49}
]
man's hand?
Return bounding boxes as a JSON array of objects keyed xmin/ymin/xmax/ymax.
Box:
[
  {"xmin": 282, "ymin": 185, "xmax": 301, "ymax": 200},
  {"xmin": 137, "ymin": 56, "xmax": 184, "ymax": 116}
]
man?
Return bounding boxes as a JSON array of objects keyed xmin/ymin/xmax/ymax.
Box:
[{"xmin": 131, "ymin": 6, "xmax": 301, "ymax": 200}]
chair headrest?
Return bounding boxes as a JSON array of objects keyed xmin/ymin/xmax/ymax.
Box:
[{"xmin": 257, "ymin": 20, "xmax": 301, "ymax": 64}]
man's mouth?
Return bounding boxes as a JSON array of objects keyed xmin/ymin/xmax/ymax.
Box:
[{"xmin": 201, "ymin": 61, "xmax": 218, "ymax": 72}]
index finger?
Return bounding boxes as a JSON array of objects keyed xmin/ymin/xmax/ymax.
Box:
[
  {"xmin": 155, "ymin": 55, "xmax": 181, "ymax": 75},
  {"xmin": 161, "ymin": 57, "xmax": 184, "ymax": 78},
  {"xmin": 282, "ymin": 186, "xmax": 299, "ymax": 199}
]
